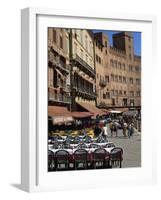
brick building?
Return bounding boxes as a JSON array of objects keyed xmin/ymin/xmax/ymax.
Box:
[{"xmin": 94, "ymin": 31, "xmax": 141, "ymax": 109}]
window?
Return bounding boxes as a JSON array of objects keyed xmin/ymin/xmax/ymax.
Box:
[
  {"xmin": 124, "ymin": 91, "xmax": 126, "ymax": 96},
  {"xmin": 80, "ymin": 49, "xmax": 83, "ymax": 59},
  {"xmin": 115, "ymin": 75, "xmax": 118, "ymax": 82},
  {"xmin": 119, "ymin": 76, "xmax": 122, "ymax": 82},
  {"xmin": 105, "ymin": 75, "xmax": 109, "ymax": 82},
  {"xmin": 106, "ymin": 92, "xmax": 110, "ymax": 98},
  {"xmin": 129, "ymin": 77, "xmax": 133, "ymax": 84},
  {"xmin": 111, "ymin": 90, "xmax": 114, "ymax": 96},
  {"xmin": 123, "ymin": 63, "xmax": 126, "ymax": 70},
  {"xmin": 74, "ymin": 43, "xmax": 77, "ymax": 54},
  {"xmin": 114, "ymin": 61, "xmax": 117, "ymax": 68},
  {"xmin": 85, "ymin": 35, "xmax": 88, "ymax": 50},
  {"xmin": 115, "ymin": 90, "xmax": 118, "ymax": 96},
  {"xmin": 130, "ymin": 91, "xmax": 134, "ymax": 97},
  {"xmin": 110, "ymin": 59, "xmax": 113, "ymax": 67},
  {"xmin": 103, "ymin": 93, "xmax": 106, "ymax": 99},
  {"xmin": 98, "ymin": 57, "xmax": 101, "ymax": 64},
  {"xmin": 136, "ymin": 78, "xmax": 140, "ymax": 85},
  {"xmin": 119, "ymin": 90, "xmax": 122, "ymax": 95},
  {"xmin": 136, "ymin": 91, "xmax": 141, "ymax": 97},
  {"xmin": 86, "ymin": 54, "xmax": 88, "ymax": 63},
  {"xmin": 105, "ymin": 41, "xmax": 107, "ymax": 47},
  {"xmin": 129, "ymin": 65, "xmax": 133, "ymax": 71},
  {"xmin": 60, "ymin": 36, "xmax": 63, "ymax": 49},
  {"xmin": 123, "ymin": 77, "xmax": 126, "ymax": 83},
  {"xmin": 118, "ymin": 62, "xmax": 121, "ymax": 69},
  {"xmin": 129, "ymin": 54, "xmax": 132, "ymax": 60},
  {"xmin": 111, "ymin": 74, "xmax": 114, "ymax": 81},
  {"xmin": 135, "ymin": 66, "xmax": 140, "ymax": 72},
  {"xmin": 53, "ymin": 30, "xmax": 56, "ymax": 43},
  {"xmin": 96, "ymin": 54, "xmax": 99, "ymax": 62}
]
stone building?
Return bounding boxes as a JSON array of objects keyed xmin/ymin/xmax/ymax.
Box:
[
  {"xmin": 94, "ymin": 31, "xmax": 141, "ymax": 109},
  {"xmin": 94, "ymin": 32, "xmax": 109, "ymax": 107},
  {"xmin": 69, "ymin": 29, "xmax": 98, "ymax": 112},
  {"xmin": 48, "ymin": 28, "xmax": 71, "ymax": 107},
  {"xmin": 48, "ymin": 28, "xmax": 73, "ymax": 125}
]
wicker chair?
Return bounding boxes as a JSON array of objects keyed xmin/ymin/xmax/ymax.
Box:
[
  {"xmin": 48, "ymin": 150, "xmax": 54, "ymax": 171},
  {"xmin": 93, "ymin": 148, "xmax": 109, "ymax": 169},
  {"xmin": 110, "ymin": 147, "xmax": 123, "ymax": 168},
  {"xmin": 55, "ymin": 150, "xmax": 70, "ymax": 170},
  {"xmin": 74, "ymin": 149, "xmax": 88, "ymax": 170}
]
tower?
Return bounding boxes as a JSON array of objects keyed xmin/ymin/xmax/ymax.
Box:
[{"xmin": 113, "ymin": 31, "xmax": 134, "ymax": 61}]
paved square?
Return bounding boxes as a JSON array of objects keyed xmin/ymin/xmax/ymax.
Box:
[{"xmin": 108, "ymin": 129, "xmax": 141, "ymax": 168}]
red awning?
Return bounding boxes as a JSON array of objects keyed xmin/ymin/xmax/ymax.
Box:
[
  {"xmin": 77, "ymin": 102, "xmax": 105, "ymax": 116},
  {"xmin": 71, "ymin": 112, "xmax": 93, "ymax": 118},
  {"xmin": 48, "ymin": 106, "xmax": 71, "ymax": 116},
  {"xmin": 48, "ymin": 106, "xmax": 73, "ymax": 124}
]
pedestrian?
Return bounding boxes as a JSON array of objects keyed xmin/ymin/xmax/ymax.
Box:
[
  {"xmin": 123, "ymin": 122, "xmax": 128, "ymax": 137},
  {"xmin": 128, "ymin": 123, "xmax": 132, "ymax": 138},
  {"xmin": 102, "ymin": 122, "xmax": 108, "ymax": 142},
  {"xmin": 94, "ymin": 124, "xmax": 102, "ymax": 138}
]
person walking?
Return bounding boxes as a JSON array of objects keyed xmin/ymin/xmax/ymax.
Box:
[
  {"xmin": 128, "ymin": 123, "xmax": 132, "ymax": 138},
  {"xmin": 94, "ymin": 124, "xmax": 102, "ymax": 138},
  {"xmin": 123, "ymin": 122, "xmax": 128, "ymax": 138},
  {"xmin": 102, "ymin": 122, "xmax": 108, "ymax": 142}
]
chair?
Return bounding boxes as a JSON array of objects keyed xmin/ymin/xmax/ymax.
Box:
[
  {"xmin": 110, "ymin": 147, "xmax": 123, "ymax": 168},
  {"xmin": 93, "ymin": 148, "xmax": 109, "ymax": 169},
  {"xmin": 89, "ymin": 143, "xmax": 101, "ymax": 149},
  {"xmin": 48, "ymin": 150, "xmax": 54, "ymax": 171},
  {"xmin": 83, "ymin": 135, "xmax": 92, "ymax": 143},
  {"xmin": 104, "ymin": 143, "xmax": 116, "ymax": 148},
  {"xmin": 76, "ymin": 143, "xmax": 88, "ymax": 149},
  {"xmin": 55, "ymin": 150, "xmax": 70, "ymax": 170},
  {"xmin": 74, "ymin": 149, "xmax": 88, "ymax": 170}
]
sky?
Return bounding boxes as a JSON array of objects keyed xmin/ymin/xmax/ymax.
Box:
[{"xmin": 93, "ymin": 30, "xmax": 141, "ymax": 56}]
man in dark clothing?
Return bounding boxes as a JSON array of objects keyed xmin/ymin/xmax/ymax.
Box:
[{"xmin": 94, "ymin": 124, "xmax": 102, "ymax": 138}]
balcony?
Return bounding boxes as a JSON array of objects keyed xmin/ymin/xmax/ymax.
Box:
[
  {"xmin": 48, "ymin": 51, "xmax": 69, "ymax": 73},
  {"xmin": 48, "ymin": 92, "xmax": 71, "ymax": 104},
  {"xmin": 99, "ymin": 79, "xmax": 107, "ymax": 87},
  {"xmin": 56, "ymin": 80, "xmax": 70, "ymax": 92},
  {"xmin": 74, "ymin": 85, "xmax": 96, "ymax": 98},
  {"xmin": 48, "ymin": 51, "xmax": 59, "ymax": 65},
  {"xmin": 73, "ymin": 54, "xmax": 95, "ymax": 77}
]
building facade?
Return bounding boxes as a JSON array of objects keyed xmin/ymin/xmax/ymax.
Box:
[
  {"xmin": 70, "ymin": 29, "xmax": 96, "ymax": 111},
  {"xmin": 94, "ymin": 32, "xmax": 110, "ymax": 107},
  {"xmin": 94, "ymin": 31, "xmax": 141, "ymax": 109},
  {"xmin": 48, "ymin": 28, "xmax": 71, "ymax": 108}
]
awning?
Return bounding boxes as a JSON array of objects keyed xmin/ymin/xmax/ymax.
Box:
[
  {"xmin": 71, "ymin": 112, "xmax": 93, "ymax": 118},
  {"xmin": 52, "ymin": 116, "xmax": 73, "ymax": 124},
  {"xmin": 108, "ymin": 110, "xmax": 122, "ymax": 114},
  {"xmin": 108, "ymin": 108, "xmax": 129, "ymax": 114},
  {"xmin": 101, "ymin": 109, "xmax": 109, "ymax": 114},
  {"xmin": 48, "ymin": 106, "xmax": 74, "ymax": 124},
  {"xmin": 77, "ymin": 102, "xmax": 105, "ymax": 116},
  {"xmin": 48, "ymin": 106, "xmax": 71, "ymax": 116},
  {"xmin": 116, "ymin": 108, "xmax": 129, "ymax": 112}
]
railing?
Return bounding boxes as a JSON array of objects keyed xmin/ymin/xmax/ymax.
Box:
[
  {"xmin": 48, "ymin": 92, "xmax": 71, "ymax": 104},
  {"xmin": 74, "ymin": 54, "xmax": 95, "ymax": 76},
  {"xmin": 99, "ymin": 79, "xmax": 107, "ymax": 87},
  {"xmin": 74, "ymin": 85, "xmax": 96, "ymax": 97}
]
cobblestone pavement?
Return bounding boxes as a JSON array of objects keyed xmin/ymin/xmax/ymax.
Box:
[{"xmin": 108, "ymin": 129, "xmax": 141, "ymax": 168}]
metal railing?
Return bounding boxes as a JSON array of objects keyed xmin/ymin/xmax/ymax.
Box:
[
  {"xmin": 48, "ymin": 92, "xmax": 71, "ymax": 104},
  {"xmin": 99, "ymin": 79, "xmax": 107, "ymax": 87},
  {"xmin": 75, "ymin": 54, "xmax": 95, "ymax": 76}
]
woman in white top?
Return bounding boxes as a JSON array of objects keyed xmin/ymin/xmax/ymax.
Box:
[{"xmin": 102, "ymin": 123, "xmax": 108, "ymax": 141}]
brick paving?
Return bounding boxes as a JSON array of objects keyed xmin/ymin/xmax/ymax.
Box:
[{"xmin": 108, "ymin": 129, "xmax": 141, "ymax": 168}]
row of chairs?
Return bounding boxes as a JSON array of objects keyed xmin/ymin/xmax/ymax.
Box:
[{"xmin": 48, "ymin": 147, "xmax": 123, "ymax": 171}]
